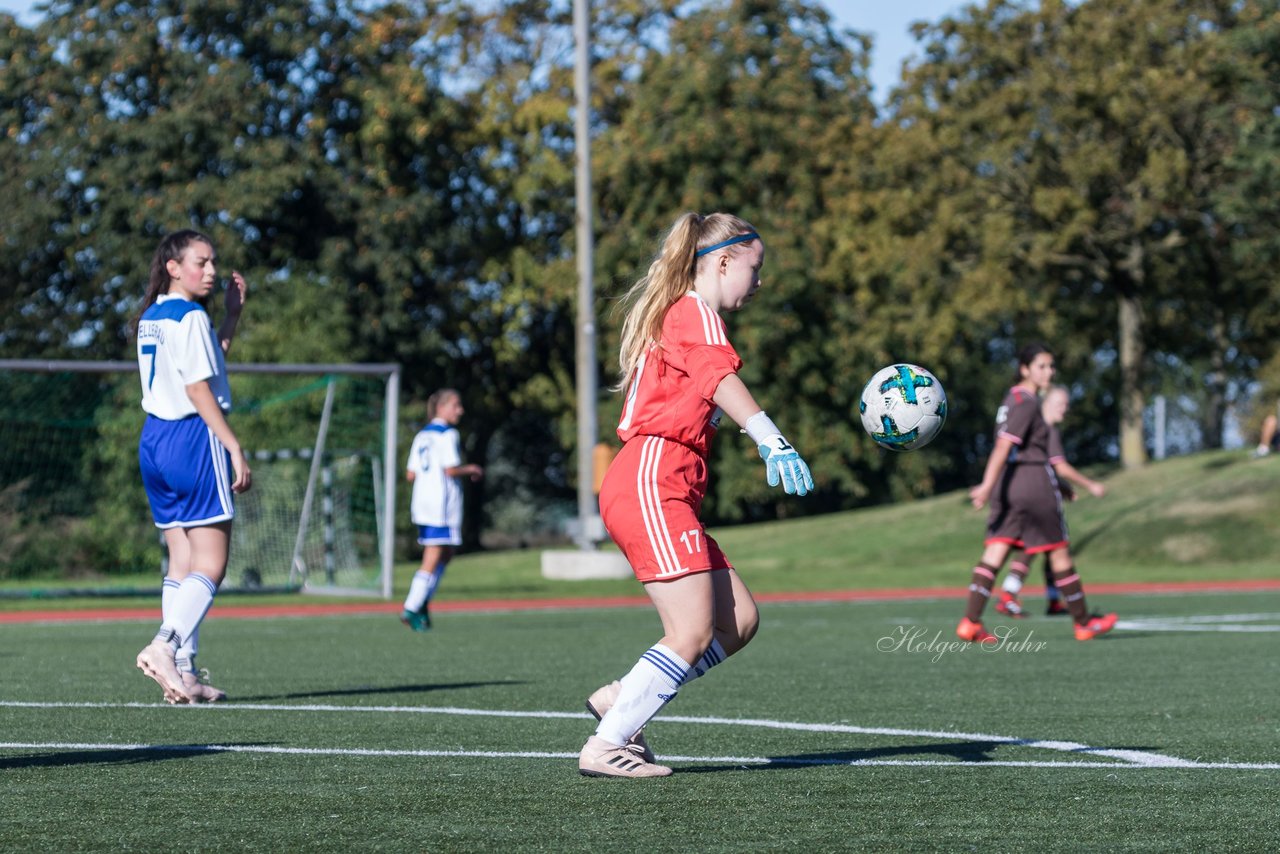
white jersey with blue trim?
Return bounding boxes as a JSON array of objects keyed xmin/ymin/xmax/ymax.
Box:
[
  {"xmin": 407, "ymin": 420, "xmax": 463, "ymax": 528},
  {"xmin": 136, "ymin": 294, "xmax": 231, "ymax": 420}
]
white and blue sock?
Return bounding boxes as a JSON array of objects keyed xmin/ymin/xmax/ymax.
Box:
[
  {"xmin": 424, "ymin": 563, "xmax": 447, "ymax": 603},
  {"xmin": 404, "ymin": 570, "xmax": 432, "ymax": 612},
  {"xmin": 681, "ymin": 638, "xmax": 727, "ymax": 684},
  {"xmin": 156, "ymin": 573, "xmax": 218, "ymax": 648},
  {"xmin": 595, "ymin": 643, "xmax": 691, "ymax": 747}
]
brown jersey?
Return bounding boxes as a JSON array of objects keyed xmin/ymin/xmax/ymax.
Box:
[{"xmin": 986, "ymin": 386, "xmax": 1068, "ymax": 554}]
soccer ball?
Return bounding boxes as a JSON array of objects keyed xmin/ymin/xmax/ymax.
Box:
[{"xmin": 858, "ymin": 364, "xmax": 947, "ymax": 451}]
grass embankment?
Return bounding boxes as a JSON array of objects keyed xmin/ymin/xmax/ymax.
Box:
[{"xmin": 4, "ymin": 449, "xmax": 1277, "ymax": 611}]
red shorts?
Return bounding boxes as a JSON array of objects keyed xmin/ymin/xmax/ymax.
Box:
[{"xmin": 599, "ymin": 435, "xmax": 732, "ymax": 582}]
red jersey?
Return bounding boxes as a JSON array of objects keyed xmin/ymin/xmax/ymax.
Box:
[{"xmin": 616, "ymin": 293, "xmax": 743, "ymax": 455}]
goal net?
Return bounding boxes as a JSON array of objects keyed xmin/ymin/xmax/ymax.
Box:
[{"xmin": 0, "ymin": 360, "xmax": 400, "ymax": 597}]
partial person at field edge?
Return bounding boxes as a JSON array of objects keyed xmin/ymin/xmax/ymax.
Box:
[
  {"xmin": 959, "ymin": 343, "xmax": 1116, "ymax": 643},
  {"xmin": 133, "ymin": 229, "xmax": 253, "ymax": 704},
  {"xmin": 1253, "ymin": 401, "xmax": 1278, "ymax": 458},
  {"xmin": 579, "ymin": 212, "xmax": 814, "ymax": 779},
  {"xmin": 400, "ymin": 389, "xmax": 483, "ymax": 631}
]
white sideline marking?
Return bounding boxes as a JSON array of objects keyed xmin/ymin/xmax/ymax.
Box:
[
  {"xmin": 1, "ymin": 701, "xmax": 1276, "ymax": 770},
  {"xmin": 1117, "ymin": 612, "xmax": 1280, "ymax": 633}
]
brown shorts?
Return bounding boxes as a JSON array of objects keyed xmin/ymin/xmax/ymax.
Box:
[{"xmin": 985, "ymin": 463, "xmax": 1068, "ymax": 554}]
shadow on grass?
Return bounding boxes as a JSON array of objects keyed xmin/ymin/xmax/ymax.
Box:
[
  {"xmin": 1202, "ymin": 455, "xmax": 1245, "ymax": 471},
  {"xmin": 237, "ymin": 679, "xmax": 527, "ymax": 702},
  {"xmin": 672, "ymin": 739, "xmax": 1163, "ymax": 773},
  {"xmin": 1071, "ymin": 501, "xmax": 1142, "ymax": 557},
  {"xmin": 673, "ymin": 740, "xmax": 1005, "ymax": 773},
  {"xmin": 0, "ymin": 743, "xmax": 255, "ymax": 770}
]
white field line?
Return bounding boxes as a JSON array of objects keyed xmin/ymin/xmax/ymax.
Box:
[
  {"xmin": 2, "ymin": 701, "xmax": 1276, "ymax": 771},
  {"xmin": 1116, "ymin": 612, "xmax": 1280, "ymax": 633}
]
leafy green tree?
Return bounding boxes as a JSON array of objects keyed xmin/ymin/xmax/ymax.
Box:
[
  {"xmin": 879, "ymin": 0, "xmax": 1278, "ymax": 468},
  {"xmin": 594, "ymin": 0, "xmax": 874, "ymax": 520}
]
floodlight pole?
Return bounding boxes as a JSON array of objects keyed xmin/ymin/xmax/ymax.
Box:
[{"xmin": 573, "ymin": 0, "xmax": 598, "ymax": 551}]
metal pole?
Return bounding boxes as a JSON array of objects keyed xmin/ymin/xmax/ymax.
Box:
[
  {"xmin": 382, "ymin": 367, "xmax": 400, "ymax": 599},
  {"xmin": 1153, "ymin": 394, "xmax": 1167, "ymax": 460},
  {"xmin": 573, "ymin": 0, "xmax": 598, "ymax": 551},
  {"xmin": 292, "ymin": 377, "xmax": 337, "ymax": 586}
]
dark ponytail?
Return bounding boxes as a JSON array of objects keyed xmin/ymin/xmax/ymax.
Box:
[{"xmin": 131, "ymin": 229, "xmax": 214, "ymax": 336}]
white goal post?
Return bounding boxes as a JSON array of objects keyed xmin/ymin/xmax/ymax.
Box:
[{"xmin": 0, "ymin": 359, "xmax": 400, "ymax": 598}]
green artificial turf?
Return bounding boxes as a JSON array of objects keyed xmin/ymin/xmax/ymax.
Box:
[{"xmin": 2, "ymin": 591, "xmax": 1278, "ymax": 851}]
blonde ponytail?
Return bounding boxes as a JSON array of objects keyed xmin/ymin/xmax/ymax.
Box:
[{"xmin": 614, "ymin": 212, "xmax": 758, "ymax": 391}]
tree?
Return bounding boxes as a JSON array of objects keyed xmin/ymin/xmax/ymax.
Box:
[
  {"xmin": 594, "ymin": 0, "xmax": 875, "ymax": 519},
  {"xmin": 884, "ymin": 0, "xmax": 1279, "ymax": 467}
]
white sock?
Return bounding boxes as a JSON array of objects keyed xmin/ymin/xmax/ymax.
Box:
[
  {"xmin": 403, "ymin": 570, "xmax": 432, "ymax": 612},
  {"xmin": 1003, "ymin": 575, "xmax": 1023, "ymax": 595},
  {"xmin": 161, "ymin": 577, "xmax": 180, "ymax": 619},
  {"xmin": 161, "ymin": 574, "xmax": 218, "ymax": 647},
  {"xmin": 681, "ymin": 639, "xmax": 727, "ymax": 684},
  {"xmin": 163, "ymin": 577, "xmax": 197, "ymax": 673},
  {"xmin": 176, "ymin": 630, "xmax": 200, "ymax": 675},
  {"xmin": 424, "ymin": 563, "xmax": 448, "ymax": 603},
  {"xmin": 595, "ymin": 644, "xmax": 690, "ymax": 746}
]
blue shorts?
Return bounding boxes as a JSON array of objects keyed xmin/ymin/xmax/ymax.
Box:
[
  {"xmin": 140, "ymin": 414, "xmax": 234, "ymax": 528},
  {"xmin": 417, "ymin": 525, "xmax": 461, "ymax": 547}
]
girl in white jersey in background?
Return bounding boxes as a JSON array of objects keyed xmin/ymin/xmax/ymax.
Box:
[
  {"xmin": 133, "ymin": 230, "xmax": 252, "ymax": 704},
  {"xmin": 400, "ymin": 389, "xmax": 483, "ymax": 631}
]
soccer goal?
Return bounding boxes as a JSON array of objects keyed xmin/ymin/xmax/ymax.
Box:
[{"xmin": 0, "ymin": 359, "xmax": 400, "ymax": 598}]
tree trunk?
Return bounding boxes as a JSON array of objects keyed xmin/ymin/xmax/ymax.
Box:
[
  {"xmin": 1118, "ymin": 290, "xmax": 1147, "ymax": 468},
  {"xmin": 1201, "ymin": 312, "xmax": 1227, "ymax": 449},
  {"xmin": 462, "ymin": 425, "xmax": 491, "ymax": 550}
]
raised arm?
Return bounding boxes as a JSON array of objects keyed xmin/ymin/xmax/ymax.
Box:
[{"xmin": 219, "ymin": 271, "xmax": 247, "ymax": 354}]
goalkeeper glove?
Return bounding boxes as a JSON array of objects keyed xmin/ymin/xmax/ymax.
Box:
[{"xmin": 745, "ymin": 412, "xmax": 814, "ymax": 497}]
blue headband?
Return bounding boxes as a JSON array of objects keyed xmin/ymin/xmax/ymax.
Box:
[{"xmin": 695, "ymin": 231, "xmax": 760, "ymax": 258}]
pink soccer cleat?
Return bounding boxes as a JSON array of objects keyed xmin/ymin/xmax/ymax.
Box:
[
  {"xmin": 182, "ymin": 669, "xmax": 228, "ymax": 703},
  {"xmin": 585, "ymin": 680, "xmax": 656, "ymax": 763},
  {"xmin": 136, "ymin": 641, "xmax": 194, "ymax": 704},
  {"xmin": 578, "ymin": 736, "xmax": 672, "ymax": 778}
]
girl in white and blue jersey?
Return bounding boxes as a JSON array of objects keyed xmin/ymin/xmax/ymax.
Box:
[
  {"xmin": 132, "ymin": 230, "xmax": 252, "ymax": 704},
  {"xmin": 400, "ymin": 389, "xmax": 483, "ymax": 631}
]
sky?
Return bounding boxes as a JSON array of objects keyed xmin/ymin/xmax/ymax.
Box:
[{"xmin": 0, "ymin": 0, "xmax": 967, "ymax": 102}]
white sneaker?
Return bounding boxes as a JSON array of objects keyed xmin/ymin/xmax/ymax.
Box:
[
  {"xmin": 182, "ymin": 669, "xmax": 228, "ymax": 703},
  {"xmin": 136, "ymin": 641, "xmax": 193, "ymax": 704},
  {"xmin": 578, "ymin": 736, "xmax": 672, "ymax": 778},
  {"xmin": 585, "ymin": 680, "xmax": 656, "ymax": 763}
]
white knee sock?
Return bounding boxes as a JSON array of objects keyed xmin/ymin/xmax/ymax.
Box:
[
  {"xmin": 681, "ymin": 639, "xmax": 727, "ymax": 684},
  {"xmin": 404, "ymin": 570, "xmax": 432, "ymax": 612},
  {"xmin": 158, "ymin": 574, "xmax": 218, "ymax": 647},
  {"xmin": 163, "ymin": 577, "xmax": 198, "ymax": 673},
  {"xmin": 595, "ymin": 644, "xmax": 691, "ymax": 746}
]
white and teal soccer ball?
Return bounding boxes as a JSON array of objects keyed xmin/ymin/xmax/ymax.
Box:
[{"xmin": 858, "ymin": 364, "xmax": 948, "ymax": 451}]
